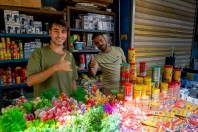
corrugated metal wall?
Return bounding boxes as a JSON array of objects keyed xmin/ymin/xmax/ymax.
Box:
[{"xmin": 133, "ymin": 0, "xmax": 197, "ymax": 75}]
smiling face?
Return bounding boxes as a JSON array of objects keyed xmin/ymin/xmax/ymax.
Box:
[
  {"xmin": 49, "ymin": 24, "xmax": 67, "ymax": 46},
  {"xmin": 93, "ymin": 35, "xmax": 107, "ymax": 52}
]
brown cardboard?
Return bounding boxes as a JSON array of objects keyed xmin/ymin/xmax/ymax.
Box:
[{"xmin": 0, "ymin": 0, "xmax": 41, "ymax": 9}]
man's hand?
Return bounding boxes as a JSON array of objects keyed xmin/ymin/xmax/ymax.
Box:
[
  {"xmin": 89, "ymin": 55, "xmax": 96, "ymax": 68},
  {"xmin": 55, "ymin": 53, "xmax": 73, "ymax": 72}
]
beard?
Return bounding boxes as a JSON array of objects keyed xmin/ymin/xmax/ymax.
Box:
[{"xmin": 99, "ymin": 44, "xmax": 107, "ymax": 52}]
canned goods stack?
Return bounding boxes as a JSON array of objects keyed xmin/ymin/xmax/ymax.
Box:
[
  {"xmin": 0, "ymin": 66, "xmax": 27, "ymax": 85},
  {"xmin": 0, "ymin": 37, "xmax": 24, "ymax": 60},
  {"xmin": 128, "ymin": 48, "xmax": 136, "ymax": 83}
]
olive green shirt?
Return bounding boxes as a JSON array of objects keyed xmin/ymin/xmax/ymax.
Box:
[
  {"xmin": 27, "ymin": 46, "xmax": 78, "ymax": 97},
  {"xmin": 95, "ymin": 46, "xmax": 126, "ymax": 89}
]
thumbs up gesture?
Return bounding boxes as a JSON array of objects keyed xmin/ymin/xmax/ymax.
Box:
[
  {"xmin": 56, "ymin": 53, "xmax": 73, "ymax": 72},
  {"xmin": 89, "ymin": 55, "xmax": 96, "ymax": 68}
]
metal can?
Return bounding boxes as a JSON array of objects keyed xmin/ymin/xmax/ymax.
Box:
[
  {"xmin": 173, "ymin": 68, "xmax": 181, "ymax": 82},
  {"xmin": 128, "ymin": 48, "xmax": 135, "ymax": 63},
  {"xmin": 140, "ymin": 62, "xmax": 146, "ymax": 76},
  {"xmin": 124, "ymin": 82, "xmax": 133, "ymax": 100},
  {"xmin": 120, "ymin": 63, "xmax": 130, "ymax": 82},
  {"xmin": 79, "ymin": 54, "xmax": 85, "ymax": 68},
  {"xmin": 130, "ymin": 63, "xmax": 136, "ymax": 82},
  {"xmin": 152, "ymin": 66, "xmax": 161, "ymax": 82},
  {"xmin": 163, "ymin": 65, "xmax": 173, "ymax": 82}
]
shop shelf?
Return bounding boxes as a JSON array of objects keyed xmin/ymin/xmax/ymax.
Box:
[
  {"xmin": 0, "ymin": 83, "xmax": 27, "ymax": 89},
  {"xmin": 70, "ymin": 28, "xmax": 114, "ymax": 33},
  {"xmin": 0, "ymin": 33, "xmax": 50, "ymax": 38},
  {"xmin": 0, "ymin": 59, "xmax": 28, "ymax": 63}
]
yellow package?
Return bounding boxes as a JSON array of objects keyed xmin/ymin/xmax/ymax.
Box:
[
  {"xmin": 175, "ymin": 109, "xmax": 191, "ymax": 118},
  {"xmin": 149, "ymin": 110, "xmax": 174, "ymax": 117},
  {"xmin": 141, "ymin": 117, "xmax": 158, "ymax": 127},
  {"xmin": 141, "ymin": 126, "xmax": 156, "ymax": 132}
]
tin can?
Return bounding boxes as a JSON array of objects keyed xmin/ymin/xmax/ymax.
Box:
[
  {"xmin": 173, "ymin": 69, "xmax": 181, "ymax": 82},
  {"xmin": 128, "ymin": 48, "xmax": 135, "ymax": 63},
  {"xmin": 133, "ymin": 84, "xmax": 142, "ymax": 100},
  {"xmin": 129, "ymin": 63, "xmax": 136, "ymax": 82},
  {"xmin": 124, "ymin": 82, "xmax": 133, "ymax": 100},
  {"xmin": 152, "ymin": 66, "xmax": 161, "ymax": 82},
  {"xmin": 120, "ymin": 63, "xmax": 130, "ymax": 82},
  {"xmin": 79, "ymin": 54, "xmax": 85, "ymax": 68},
  {"xmin": 163, "ymin": 65, "xmax": 173, "ymax": 82},
  {"xmin": 140, "ymin": 62, "xmax": 146, "ymax": 76}
]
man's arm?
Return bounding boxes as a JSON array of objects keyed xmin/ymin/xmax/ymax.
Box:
[{"xmin": 27, "ymin": 53, "xmax": 72, "ymax": 87}]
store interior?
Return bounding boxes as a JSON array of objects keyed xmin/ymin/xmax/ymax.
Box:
[{"xmin": 0, "ymin": 0, "xmax": 198, "ymax": 131}]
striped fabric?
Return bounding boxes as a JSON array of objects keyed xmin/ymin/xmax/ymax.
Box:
[{"xmin": 133, "ymin": 0, "xmax": 197, "ymax": 75}]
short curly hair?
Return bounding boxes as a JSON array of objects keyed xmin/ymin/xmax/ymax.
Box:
[
  {"xmin": 48, "ymin": 19, "xmax": 68, "ymax": 31},
  {"xmin": 92, "ymin": 33, "xmax": 105, "ymax": 40}
]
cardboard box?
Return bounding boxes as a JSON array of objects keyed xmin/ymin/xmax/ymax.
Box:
[{"xmin": 0, "ymin": 0, "xmax": 41, "ymax": 9}]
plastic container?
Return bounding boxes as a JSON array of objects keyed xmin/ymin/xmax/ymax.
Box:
[
  {"xmin": 74, "ymin": 42, "xmax": 83, "ymax": 50},
  {"xmin": 144, "ymin": 77, "xmax": 152, "ymax": 85},
  {"xmin": 160, "ymin": 82, "xmax": 168, "ymax": 97}
]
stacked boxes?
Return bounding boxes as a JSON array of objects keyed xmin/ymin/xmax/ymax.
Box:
[
  {"xmin": 4, "ymin": 10, "xmax": 20, "ymax": 34},
  {"xmin": 4, "ymin": 10, "xmax": 44, "ymax": 34},
  {"xmin": 24, "ymin": 39, "xmax": 43, "ymax": 59},
  {"xmin": 73, "ymin": 13, "xmax": 114, "ymax": 31}
]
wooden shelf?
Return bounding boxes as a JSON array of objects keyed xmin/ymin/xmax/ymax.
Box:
[
  {"xmin": 66, "ymin": 6, "xmax": 115, "ymax": 16},
  {"xmin": 70, "ymin": 28, "xmax": 114, "ymax": 33},
  {"xmin": 0, "ymin": 33, "xmax": 50, "ymax": 38},
  {"xmin": 0, "ymin": 5, "xmax": 64, "ymax": 15}
]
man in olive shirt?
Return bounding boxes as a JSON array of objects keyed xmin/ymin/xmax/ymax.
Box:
[
  {"xmin": 89, "ymin": 33, "xmax": 126, "ymax": 95},
  {"xmin": 27, "ymin": 19, "xmax": 78, "ymax": 97}
]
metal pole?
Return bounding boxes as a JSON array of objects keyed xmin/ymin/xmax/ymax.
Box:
[{"xmin": 130, "ymin": 0, "xmax": 136, "ymax": 48}]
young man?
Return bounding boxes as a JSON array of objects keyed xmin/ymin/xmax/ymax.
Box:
[
  {"xmin": 27, "ymin": 19, "xmax": 78, "ymax": 97},
  {"xmin": 89, "ymin": 33, "xmax": 126, "ymax": 95}
]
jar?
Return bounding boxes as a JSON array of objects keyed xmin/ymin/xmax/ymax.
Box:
[
  {"xmin": 140, "ymin": 62, "xmax": 146, "ymax": 76},
  {"xmin": 173, "ymin": 68, "xmax": 181, "ymax": 82},
  {"xmin": 160, "ymin": 82, "xmax": 168, "ymax": 98},
  {"xmin": 141, "ymin": 84, "xmax": 147, "ymax": 97},
  {"xmin": 163, "ymin": 65, "xmax": 173, "ymax": 82},
  {"xmin": 152, "ymin": 88, "xmax": 160, "ymax": 102},
  {"xmin": 124, "ymin": 82, "xmax": 133, "ymax": 101},
  {"xmin": 128, "ymin": 48, "xmax": 135, "ymax": 63},
  {"xmin": 144, "ymin": 77, "xmax": 152, "ymax": 85},
  {"xmin": 120, "ymin": 63, "xmax": 130, "ymax": 82},
  {"xmin": 136, "ymin": 77, "xmax": 143, "ymax": 85},
  {"xmin": 146, "ymin": 84, "xmax": 152, "ymax": 98},
  {"xmin": 152, "ymin": 66, "xmax": 161, "ymax": 82},
  {"xmin": 133, "ymin": 84, "xmax": 142, "ymax": 100}
]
